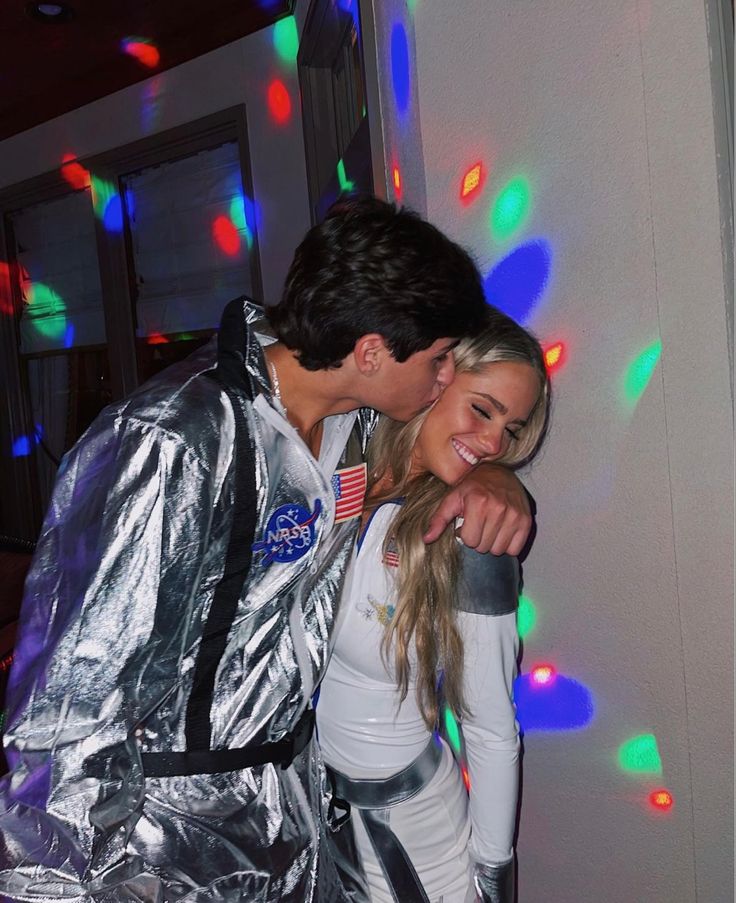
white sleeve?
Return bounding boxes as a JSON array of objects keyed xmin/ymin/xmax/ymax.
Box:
[{"xmin": 459, "ymin": 607, "xmax": 520, "ymax": 866}]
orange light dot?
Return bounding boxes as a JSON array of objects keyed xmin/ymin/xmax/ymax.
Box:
[
  {"xmin": 461, "ymin": 766, "xmax": 471, "ymax": 790},
  {"xmin": 460, "ymin": 162, "xmax": 484, "ymax": 203},
  {"xmin": 544, "ymin": 341, "xmax": 566, "ymax": 373},
  {"xmin": 393, "ymin": 166, "xmax": 401, "ymax": 191},
  {"xmin": 267, "ymin": 79, "xmax": 292, "ymax": 125},
  {"xmin": 531, "ymin": 664, "xmax": 556, "ymax": 686},
  {"xmin": 649, "ymin": 789, "xmax": 674, "ymax": 811}
]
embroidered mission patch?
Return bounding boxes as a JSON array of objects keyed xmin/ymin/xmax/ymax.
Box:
[{"xmin": 252, "ymin": 499, "xmax": 322, "ymax": 565}]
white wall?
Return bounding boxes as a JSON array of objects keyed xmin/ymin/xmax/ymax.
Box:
[
  {"xmin": 0, "ymin": 19, "xmax": 312, "ymax": 305},
  {"xmin": 367, "ymin": 1, "xmax": 733, "ymax": 900}
]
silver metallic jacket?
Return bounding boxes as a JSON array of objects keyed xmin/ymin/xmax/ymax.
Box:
[{"xmin": 0, "ymin": 298, "xmax": 372, "ymax": 902}]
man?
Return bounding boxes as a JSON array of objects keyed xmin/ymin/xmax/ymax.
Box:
[{"xmin": 0, "ymin": 198, "xmax": 531, "ymax": 901}]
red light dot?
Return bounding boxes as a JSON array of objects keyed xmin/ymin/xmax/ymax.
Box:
[
  {"xmin": 267, "ymin": 80, "xmax": 292, "ymax": 125},
  {"xmin": 123, "ymin": 41, "xmax": 160, "ymax": 68},
  {"xmin": 460, "ymin": 162, "xmax": 484, "ymax": 204},
  {"xmin": 531, "ymin": 664, "xmax": 556, "ymax": 686},
  {"xmin": 544, "ymin": 341, "xmax": 566, "ymax": 374},
  {"xmin": 146, "ymin": 333, "xmax": 169, "ymax": 345},
  {"xmin": 60, "ymin": 153, "xmax": 90, "ymax": 190},
  {"xmin": 213, "ymin": 216, "xmax": 241, "ymax": 257},
  {"xmin": 649, "ymin": 789, "xmax": 674, "ymax": 811},
  {"xmin": 0, "ymin": 262, "xmax": 14, "ymax": 316}
]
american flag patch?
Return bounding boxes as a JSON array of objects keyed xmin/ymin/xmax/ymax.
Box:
[
  {"xmin": 383, "ymin": 536, "xmax": 399, "ymax": 568},
  {"xmin": 331, "ymin": 463, "xmax": 367, "ymax": 524}
]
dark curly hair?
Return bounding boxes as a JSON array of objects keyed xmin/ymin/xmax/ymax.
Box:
[{"xmin": 266, "ymin": 196, "xmax": 487, "ymax": 370}]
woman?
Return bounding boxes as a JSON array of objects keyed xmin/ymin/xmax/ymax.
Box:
[{"xmin": 317, "ymin": 310, "xmax": 551, "ymax": 903}]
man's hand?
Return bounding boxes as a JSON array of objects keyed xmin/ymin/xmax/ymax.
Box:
[{"xmin": 423, "ymin": 464, "xmax": 532, "ymax": 555}]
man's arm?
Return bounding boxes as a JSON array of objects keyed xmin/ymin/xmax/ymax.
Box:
[
  {"xmin": 422, "ymin": 464, "xmax": 532, "ymax": 555},
  {"xmin": 0, "ymin": 405, "xmax": 226, "ymax": 898}
]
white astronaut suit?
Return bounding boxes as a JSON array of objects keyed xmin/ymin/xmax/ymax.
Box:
[
  {"xmin": 317, "ymin": 501, "xmax": 520, "ymax": 903},
  {"xmin": 0, "ymin": 297, "xmax": 374, "ymax": 902}
]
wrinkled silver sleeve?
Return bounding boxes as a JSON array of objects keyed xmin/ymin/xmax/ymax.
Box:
[
  {"xmin": 0, "ymin": 306, "xmax": 366, "ymax": 902},
  {"xmin": 473, "ymin": 859, "xmax": 515, "ymax": 903}
]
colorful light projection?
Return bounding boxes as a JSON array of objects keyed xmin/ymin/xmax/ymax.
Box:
[
  {"xmin": 25, "ymin": 283, "xmax": 67, "ymax": 342},
  {"xmin": 337, "ymin": 159, "xmax": 355, "ymax": 194},
  {"xmin": 618, "ymin": 733, "xmax": 663, "ymax": 775},
  {"xmin": 121, "ymin": 37, "xmax": 160, "ymax": 68},
  {"xmin": 543, "ymin": 341, "xmax": 566, "ymax": 375},
  {"xmin": 267, "ymin": 79, "xmax": 292, "ymax": 125},
  {"xmin": 491, "ymin": 176, "xmax": 532, "ymax": 242},
  {"xmin": 229, "ymin": 194, "xmax": 255, "ymax": 249},
  {"xmin": 483, "ymin": 240, "xmax": 552, "ymax": 324},
  {"xmin": 12, "ymin": 424, "xmax": 43, "ymax": 459},
  {"xmin": 0, "ymin": 262, "xmax": 14, "ymax": 315},
  {"xmin": 60, "ymin": 153, "xmax": 91, "ymax": 191},
  {"xmin": 649, "ymin": 789, "xmax": 674, "ymax": 812},
  {"xmin": 517, "ymin": 593, "xmax": 537, "ymax": 640},
  {"xmin": 212, "ymin": 215, "xmax": 242, "ymax": 257},
  {"xmin": 514, "ymin": 666, "xmax": 595, "ymax": 732},
  {"xmin": 90, "ymin": 176, "xmax": 125, "ymax": 233},
  {"xmin": 443, "ymin": 705, "xmax": 462, "ymax": 755},
  {"xmin": 273, "ymin": 16, "xmax": 299, "ymax": 64},
  {"xmin": 622, "ymin": 339, "xmax": 662, "ymax": 408},
  {"xmin": 390, "ymin": 23, "xmax": 411, "ymax": 115},
  {"xmin": 392, "ymin": 165, "xmax": 402, "ymax": 200},
  {"xmin": 141, "ymin": 78, "xmax": 163, "ymax": 134},
  {"xmin": 460, "ymin": 162, "xmax": 485, "ymax": 206}
]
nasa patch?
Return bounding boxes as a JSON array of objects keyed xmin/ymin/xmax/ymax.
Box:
[{"xmin": 252, "ymin": 499, "xmax": 322, "ymax": 566}]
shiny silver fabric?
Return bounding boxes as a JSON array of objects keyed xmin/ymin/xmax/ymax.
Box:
[
  {"xmin": 473, "ymin": 859, "xmax": 515, "ymax": 903},
  {"xmin": 0, "ymin": 298, "xmax": 369, "ymax": 901},
  {"xmin": 327, "ymin": 740, "xmax": 442, "ymax": 903}
]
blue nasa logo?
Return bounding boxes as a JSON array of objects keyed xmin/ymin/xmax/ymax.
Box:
[{"xmin": 252, "ymin": 499, "xmax": 322, "ymax": 566}]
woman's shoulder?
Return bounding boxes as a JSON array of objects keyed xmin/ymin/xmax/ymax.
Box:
[{"xmin": 455, "ymin": 545, "xmax": 520, "ymax": 617}]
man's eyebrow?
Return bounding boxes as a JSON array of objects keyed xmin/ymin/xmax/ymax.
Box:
[{"xmin": 474, "ymin": 391, "xmax": 528, "ymax": 425}]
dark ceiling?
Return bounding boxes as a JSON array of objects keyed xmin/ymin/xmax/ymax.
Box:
[{"xmin": 0, "ymin": 1, "xmax": 293, "ymax": 142}]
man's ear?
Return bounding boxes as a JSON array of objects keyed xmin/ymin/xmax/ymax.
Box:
[{"xmin": 352, "ymin": 333, "xmax": 390, "ymax": 376}]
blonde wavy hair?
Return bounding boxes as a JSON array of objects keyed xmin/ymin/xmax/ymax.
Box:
[{"xmin": 367, "ymin": 309, "xmax": 551, "ymax": 728}]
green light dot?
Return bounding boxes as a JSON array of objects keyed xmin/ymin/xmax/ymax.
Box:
[
  {"xmin": 229, "ymin": 197, "xmax": 253, "ymax": 249},
  {"xmin": 444, "ymin": 705, "xmax": 461, "ymax": 754},
  {"xmin": 491, "ymin": 176, "xmax": 532, "ymax": 242},
  {"xmin": 517, "ymin": 594, "xmax": 537, "ymax": 640},
  {"xmin": 273, "ymin": 16, "xmax": 299, "ymax": 65},
  {"xmin": 26, "ymin": 283, "xmax": 66, "ymax": 340},
  {"xmin": 337, "ymin": 158, "xmax": 355, "ymax": 193},
  {"xmin": 623, "ymin": 339, "xmax": 662, "ymax": 406},
  {"xmin": 618, "ymin": 734, "xmax": 663, "ymax": 775},
  {"xmin": 90, "ymin": 175, "xmax": 117, "ymax": 219}
]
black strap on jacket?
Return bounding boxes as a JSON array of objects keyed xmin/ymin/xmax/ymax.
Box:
[
  {"xmin": 184, "ymin": 369, "xmax": 257, "ymax": 752},
  {"xmin": 143, "ymin": 707, "xmax": 315, "ymax": 776}
]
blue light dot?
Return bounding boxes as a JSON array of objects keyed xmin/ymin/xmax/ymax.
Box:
[
  {"xmin": 103, "ymin": 195, "xmax": 124, "ymax": 233},
  {"xmin": 391, "ymin": 23, "xmax": 410, "ymax": 115},
  {"xmin": 12, "ymin": 436, "xmax": 32, "ymax": 457},
  {"xmin": 483, "ymin": 240, "xmax": 552, "ymax": 325},
  {"xmin": 513, "ymin": 671, "xmax": 595, "ymax": 732}
]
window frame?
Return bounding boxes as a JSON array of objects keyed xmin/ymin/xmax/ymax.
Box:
[{"xmin": 0, "ymin": 105, "xmax": 261, "ymax": 540}]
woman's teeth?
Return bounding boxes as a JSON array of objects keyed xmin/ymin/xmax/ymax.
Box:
[{"xmin": 452, "ymin": 439, "xmax": 479, "ymax": 466}]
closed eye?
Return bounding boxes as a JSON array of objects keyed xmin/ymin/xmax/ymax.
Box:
[{"xmin": 472, "ymin": 403, "xmax": 492, "ymax": 420}]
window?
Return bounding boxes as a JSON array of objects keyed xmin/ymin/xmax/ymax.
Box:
[{"xmin": 0, "ymin": 106, "xmax": 260, "ymax": 540}]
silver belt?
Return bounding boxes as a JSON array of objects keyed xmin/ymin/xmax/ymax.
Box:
[{"xmin": 326, "ymin": 739, "xmax": 444, "ymax": 903}]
